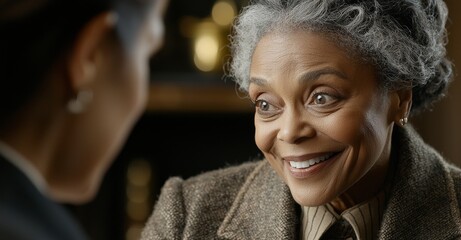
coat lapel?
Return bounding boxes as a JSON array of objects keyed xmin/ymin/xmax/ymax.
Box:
[
  {"xmin": 379, "ymin": 126, "xmax": 461, "ymax": 239},
  {"xmin": 217, "ymin": 161, "xmax": 299, "ymax": 239}
]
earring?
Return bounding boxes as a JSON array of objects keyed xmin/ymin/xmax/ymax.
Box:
[
  {"xmin": 67, "ymin": 90, "xmax": 93, "ymax": 114},
  {"xmin": 399, "ymin": 117, "xmax": 408, "ymax": 126}
]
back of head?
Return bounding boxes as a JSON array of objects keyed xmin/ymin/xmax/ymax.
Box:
[
  {"xmin": 0, "ymin": 0, "xmax": 152, "ymax": 129},
  {"xmin": 230, "ymin": 0, "xmax": 452, "ymax": 115}
]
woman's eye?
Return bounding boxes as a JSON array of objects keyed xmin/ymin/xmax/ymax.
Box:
[
  {"xmin": 255, "ymin": 100, "xmax": 270, "ymax": 111},
  {"xmin": 254, "ymin": 99, "xmax": 279, "ymax": 117},
  {"xmin": 312, "ymin": 92, "xmax": 336, "ymax": 105}
]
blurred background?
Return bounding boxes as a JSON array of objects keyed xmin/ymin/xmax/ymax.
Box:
[{"xmin": 66, "ymin": 0, "xmax": 461, "ymax": 239}]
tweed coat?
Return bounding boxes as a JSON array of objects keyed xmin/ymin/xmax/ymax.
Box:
[{"xmin": 141, "ymin": 126, "xmax": 461, "ymax": 239}]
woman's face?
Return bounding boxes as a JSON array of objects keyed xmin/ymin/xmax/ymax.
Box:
[
  {"xmin": 249, "ymin": 30, "xmax": 398, "ymax": 207},
  {"xmin": 50, "ymin": 0, "xmax": 168, "ymax": 202}
]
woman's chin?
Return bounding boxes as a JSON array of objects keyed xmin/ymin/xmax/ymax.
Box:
[
  {"xmin": 289, "ymin": 188, "xmax": 330, "ymax": 207},
  {"xmin": 286, "ymin": 179, "xmax": 337, "ymax": 207}
]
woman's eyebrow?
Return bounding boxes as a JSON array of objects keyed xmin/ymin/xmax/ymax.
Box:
[
  {"xmin": 298, "ymin": 67, "xmax": 348, "ymax": 83},
  {"xmin": 249, "ymin": 77, "xmax": 268, "ymax": 86}
]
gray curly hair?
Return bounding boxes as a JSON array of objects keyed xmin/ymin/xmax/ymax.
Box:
[{"xmin": 229, "ymin": 0, "xmax": 453, "ymax": 114}]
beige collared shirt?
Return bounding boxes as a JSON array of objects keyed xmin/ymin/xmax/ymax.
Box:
[{"xmin": 301, "ymin": 192, "xmax": 386, "ymax": 240}]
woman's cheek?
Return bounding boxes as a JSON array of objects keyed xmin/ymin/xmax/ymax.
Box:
[
  {"xmin": 324, "ymin": 110, "xmax": 365, "ymax": 144},
  {"xmin": 254, "ymin": 120, "xmax": 275, "ymax": 153}
]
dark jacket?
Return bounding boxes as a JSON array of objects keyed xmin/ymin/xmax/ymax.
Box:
[
  {"xmin": 141, "ymin": 126, "xmax": 461, "ymax": 239},
  {"xmin": 0, "ymin": 155, "xmax": 87, "ymax": 240}
]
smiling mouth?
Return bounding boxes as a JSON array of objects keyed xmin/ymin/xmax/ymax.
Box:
[{"xmin": 288, "ymin": 152, "xmax": 339, "ymax": 169}]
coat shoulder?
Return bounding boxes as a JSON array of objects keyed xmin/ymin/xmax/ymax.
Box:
[
  {"xmin": 182, "ymin": 160, "xmax": 263, "ymax": 196},
  {"xmin": 141, "ymin": 160, "xmax": 266, "ymax": 239},
  {"xmin": 446, "ymin": 163, "xmax": 461, "ymax": 206}
]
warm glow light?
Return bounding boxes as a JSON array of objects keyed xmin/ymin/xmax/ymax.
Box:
[
  {"xmin": 211, "ymin": 0, "xmax": 236, "ymax": 26},
  {"xmin": 127, "ymin": 159, "xmax": 151, "ymax": 186},
  {"xmin": 125, "ymin": 159, "xmax": 151, "ymax": 240},
  {"xmin": 194, "ymin": 34, "xmax": 219, "ymax": 72},
  {"xmin": 126, "ymin": 225, "xmax": 143, "ymax": 240},
  {"xmin": 195, "ymin": 35, "xmax": 219, "ymax": 63},
  {"xmin": 194, "ymin": 54, "xmax": 214, "ymax": 72},
  {"xmin": 127, "ymin": 201, "xmax": 149, "ymax": 221},
  {"xmin": 126, "ymin": 185, "xmax": 149, "ymax": 203}
]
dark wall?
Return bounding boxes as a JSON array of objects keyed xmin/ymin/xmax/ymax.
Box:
[{"xmin": 133, "ymin": 112, "xmax": 259, "ymax": 190}]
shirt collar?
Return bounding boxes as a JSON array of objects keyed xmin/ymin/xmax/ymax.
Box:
[
  {"xmin": 301, "ymin": 191, "xmax": 386, "ymax": 240},
  {"xmin": 0, "ymin": 140, "xmax": 48, "ymax": 195}
]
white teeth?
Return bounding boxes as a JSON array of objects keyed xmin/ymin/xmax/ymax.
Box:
[{"xmin": 289, "ymin": 153, "xmax": 335, "ymax": 169}]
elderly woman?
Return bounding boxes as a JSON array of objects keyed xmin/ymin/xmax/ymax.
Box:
[
  {"xmin": 142, "ymin": 0, "xmax": 460, "ymax": 239},
  {"xmin": 0, "ymin": 0, "xmax": 167, "ymax": 239}
]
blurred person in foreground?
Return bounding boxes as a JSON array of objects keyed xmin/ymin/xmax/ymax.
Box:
[
  {"xmin": 0, "ymin": 0, "xmax": 168, "ymax": 239},
  {"xmin": 142, "ymin": 0, "xmax": 461, "ymax": 239}
]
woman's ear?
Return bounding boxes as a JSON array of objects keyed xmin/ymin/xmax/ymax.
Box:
[
  {"xmin": 67, "ymin": 11, "xmax": 118, "ymax": 92},
  {"xmin": 390, "ymin": 88, "xmax": 412, "ymax": 126}
]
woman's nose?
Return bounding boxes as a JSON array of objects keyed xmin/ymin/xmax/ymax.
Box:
[{"xmin": 276, "ymin": 108, "xmax": 316, "ymax": 144}]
